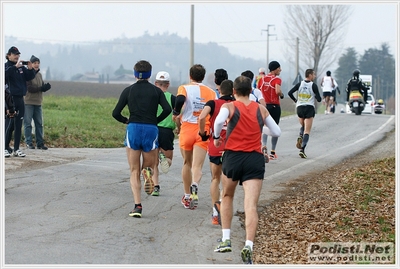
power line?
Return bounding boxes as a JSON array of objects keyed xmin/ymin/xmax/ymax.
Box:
[{"xmin": 7, "ymin": 35, "xmax": 395, "ymax": 48}]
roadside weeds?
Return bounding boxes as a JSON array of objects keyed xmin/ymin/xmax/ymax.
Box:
[{"xmin": 252, "ymin": 157, "xmax": 395, "ymax": 264}]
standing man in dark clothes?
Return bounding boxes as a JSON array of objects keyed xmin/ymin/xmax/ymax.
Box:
[
  {"xmin": 5, "ymin": 46, "xmax": 36, "ymax": 157},
  {"xmin": 112, "ymin": 60, "xmax": 171, "ymax": 218},
  {"xmin": 4, "ymin": 84, "xmax": 15, "ymax": 158},
  {"xmin": 288, "ymin": 68, "xmax": 322, "ymax": 159}
]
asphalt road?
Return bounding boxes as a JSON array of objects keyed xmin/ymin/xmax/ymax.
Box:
[{"xmin": 3, "ymin": 111, "xmax": 395, "ymax": 267}]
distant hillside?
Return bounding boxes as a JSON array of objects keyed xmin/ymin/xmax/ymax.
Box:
[
  {"xmin": 5, "ymin": 33, "xmax": 267, "ymax": 86},
  {"xmin": 46, "ymin": 81, "xmax": 180, "ymax": 98}
]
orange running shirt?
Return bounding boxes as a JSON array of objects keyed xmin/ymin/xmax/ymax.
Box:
[
  {"xmin": 177, "ymin": 82, "xmax": 216, "ymax": 151},
  {"xmin": 177, "ymin": 83, "xmax": 216, "ymax": 124}
]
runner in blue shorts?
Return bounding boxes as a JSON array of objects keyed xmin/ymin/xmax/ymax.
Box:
[{"xmin": 112, "ymin": 60, "xmax": 171, "ymax": 218}]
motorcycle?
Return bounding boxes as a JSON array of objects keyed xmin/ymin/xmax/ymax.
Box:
[{"xmin": 348, "ymin": 90, "xmax": 365, "ymax": 115}]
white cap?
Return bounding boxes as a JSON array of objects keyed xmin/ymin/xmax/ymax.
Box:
[
  {"xmin": 259, "ymin": 67, "xmax": 266, "ymax": 74},
  {"xmin": 155, "ymin": 71, "xmax": 170, "ymax": 81}
]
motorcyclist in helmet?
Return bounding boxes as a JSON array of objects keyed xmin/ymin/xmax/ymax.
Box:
[{"xmin": 346, "ymin": 69, "xmax": 369, "ymax": 103}]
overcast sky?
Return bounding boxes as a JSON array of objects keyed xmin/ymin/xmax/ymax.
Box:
[{"xmin": 1, "ymin": 1, "xmax": 398, "ymax": 66}]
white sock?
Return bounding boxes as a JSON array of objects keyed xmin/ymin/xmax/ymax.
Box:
[
  {"xmin": 245, "ymin": 240, "xmax": 253, "ymax": 250},
  {"xmin": 222, "ymin": 229, "xmax": 230, "ymax": 241},
  {"xmin": 185, "ymin": 194, "xmax": 190, "ymax": 199},
  {"xmin": 192, "ymin": 182, "xmax": 198, "ymax": 187}
]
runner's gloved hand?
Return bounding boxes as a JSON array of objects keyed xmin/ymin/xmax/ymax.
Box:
[{"xmin": 198, "ymin": 131, "xmax": 210, "ymax": 141}]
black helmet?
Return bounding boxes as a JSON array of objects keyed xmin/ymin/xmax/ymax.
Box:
[{"xmin": 353, "ymin": 69, "xmax": 360, "ymax": 77}]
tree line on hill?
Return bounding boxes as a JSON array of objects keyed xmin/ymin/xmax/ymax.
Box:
[{"xmin": 5, "ymin": 33, "xmax": 395, "ymax": 107}]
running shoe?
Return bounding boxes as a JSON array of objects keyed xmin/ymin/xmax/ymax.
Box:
[
  {"xmin": 214, "ymin": 239, "xmax": 232, "ymax": 252},
  {"xmin": 4, "ymin": 149, "xmax": 10, "ymax": 158},
  {"xmin": 13, "ymin": 149, "xmax": 26, "ymax": 157},
  {"xmin": 151, "ymin": 186, "xmax": 160, "ymax": 196},
  {"xmin": 189, "ymin": 184, "xmax": 199, "ymax": 210},
  {"xmin": 241, "ymin": 245, "xmax": 253, "ymax": 264},
  {"xmin": 262, "ymin": 146, "xmax": 269, "ymax": 163},
  {"xmin": 212, "ymin": 216, "xmax": 220, "ymax": 225},
  {"xmin": 213, "ymin": 201, "xmax": 221, "ymax": 225},
  {"xmin": 269, "ymin": 152, "xmax": 278, "ymax": 160},
  {"xmin": 299, "ymin": 150, "xmax": 307, "ymax": 159},
  {"xmin": 142, "ymin": 167, "xmax": 154, "ymax": 195},
  {"xmin": 296, "ymin": 136, "xmax": 303, "ymax": 149},
  {"xmin": 181, "ymin": 195, "xmax": 191, "ymax": 209},
  {"xmin": 129, "ymin": 205, "xmax": 142, "ymax": 218},
  {"xmin": 159, "ymin": 152, "xmax": 170, "ymax": 174}
]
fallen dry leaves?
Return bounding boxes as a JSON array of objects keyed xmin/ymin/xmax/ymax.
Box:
[{"xmin": 251, "ymin": 157, "xmax": 395, "ymax": 264}]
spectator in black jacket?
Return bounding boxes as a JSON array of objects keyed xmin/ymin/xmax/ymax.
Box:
[
  {"xmin": 5, "ymin": 84, "xmax": 15, "ymax": 158},
  {"xmin": 5, "ymin": 46, "xmax": 35, "ymax": 157}
]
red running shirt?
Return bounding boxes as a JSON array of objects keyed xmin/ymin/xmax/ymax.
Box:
[
  {"xmin": 208, "ymin": 99, "xmax": 233, "ymax": 157},
  {"xmin": 224, "ymin": 101, "xmax": 264, "ymax": 153},
  {"xmin": 257, "ymin": 74, "xmax": 282, "ymax": 105}
]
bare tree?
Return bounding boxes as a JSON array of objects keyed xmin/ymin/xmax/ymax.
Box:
[{"xmin": 283, "ymin": 5, "xmax": 353, "ymax": 78}]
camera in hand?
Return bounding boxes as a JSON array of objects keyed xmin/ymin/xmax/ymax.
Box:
[{"xmin": 21, "ymin": 61, "xmax": 29, "ymax": 65}]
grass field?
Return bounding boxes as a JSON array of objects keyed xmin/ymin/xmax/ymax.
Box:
[{"xmin": 37, "ymin": 81, "xmax": 296, "ymax": 148}]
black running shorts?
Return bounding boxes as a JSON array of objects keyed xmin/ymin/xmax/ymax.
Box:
[
  {"xmin": 157, "ymin": 126, "xmax": 175, "ymax": 151},
  {"xmin": 222, "ymin": 150, "xmax": 265, "ymax": 185},
  {"xmin": 266, "ymin": 104, "xmax": 281, "ymax": 125},
  {"xmin": 323, "ymin": 91, "xmax": 332, "ymax": 97},
  {"xmin": 297, "ymin": 105, "xmax": 316, "ymax": 119},
  {"xmin": 209, "ymin": 155, "xmax": 222, "ymax": 165}
]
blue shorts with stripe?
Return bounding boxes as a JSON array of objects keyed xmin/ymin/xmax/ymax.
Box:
[{"xmin": 124, "ymin": 123, "xmax": 158, "ymax": 152}]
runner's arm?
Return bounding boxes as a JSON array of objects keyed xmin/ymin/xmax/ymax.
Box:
[
  {"xmin": 157, "ymin": 91, "xmax": 172, "ymax": 123},
  {"xmin": 288, "ymin": 83, "xmax": 299, "ymax": 103},
  {"xmin": 173, "ymin": 95, "xmax": 186, "ymax": 116},
  {"xmin": 254, "ymin": 88, "xmax": 266, "ymax": 106},
  {"xmin": 275, "ymin": 83, "xmax": 283, "ymax": 98},
  {"xmin": 198, "ymin": 104, "xmax": 212, "ymax": 135},
  {"xmin": 213, "ymin": 106, "xmax": 229, "ymax": 138},
  {"xmin": 112, "ymin": 88, "xmax": 129, "ymax": 124},
  {"xmin": 312, "ymin": 83, "xmax": 322, "ymax": 102},
  {"xmin": 263, "ymin": 115, "xmax": 281, "ymax": 137}
]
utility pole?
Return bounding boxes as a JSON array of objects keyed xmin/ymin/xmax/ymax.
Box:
[
  {"xmin": 261, "ymin": 24, "xmax": 276, "ymax": 67},
  {"xmin": 190, "ymin": 5, "xmax": 194, "ymax": 68}
]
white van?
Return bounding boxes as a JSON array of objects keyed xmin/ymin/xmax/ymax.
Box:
[{"xmin": 362, "ymin": 93, "xmax": 376, "ymax": 114}]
